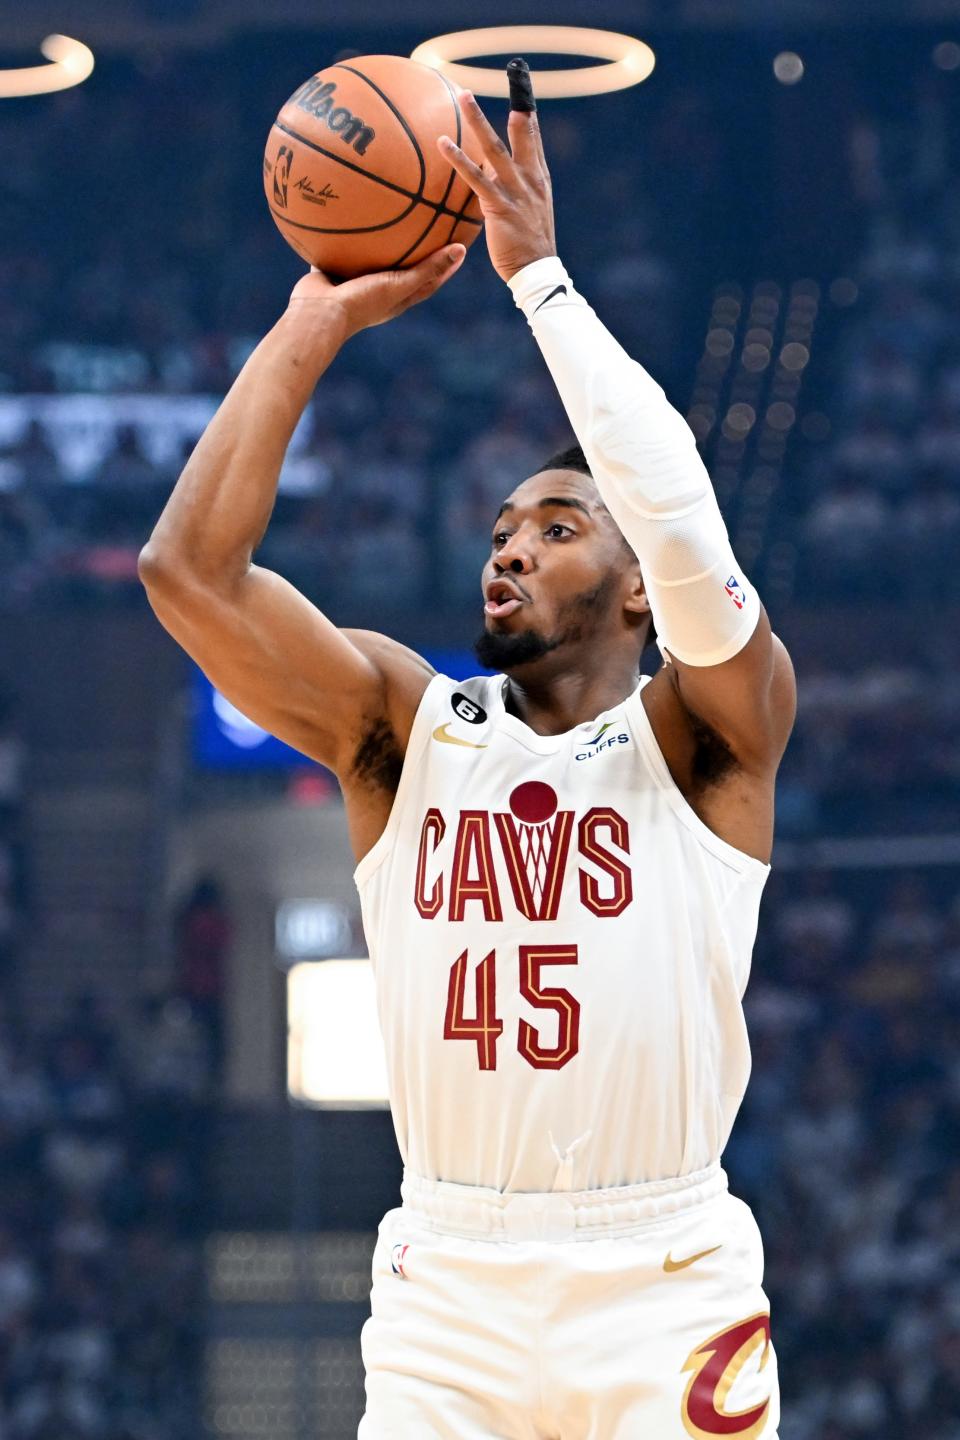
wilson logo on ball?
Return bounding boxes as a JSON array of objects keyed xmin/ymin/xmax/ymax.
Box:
[{"xmin": 290, "ymin": 78, "xmax": 376, "ymax": 155}]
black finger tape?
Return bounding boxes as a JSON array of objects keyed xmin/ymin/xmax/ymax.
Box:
[{"xmin": 507, "ymin": 57, "xmax": 536, "ymax": 113}]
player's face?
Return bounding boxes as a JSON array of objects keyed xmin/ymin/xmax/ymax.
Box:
[{"xmin": 476, "ymin": 469, "xmax": 646, "ymax": 672}]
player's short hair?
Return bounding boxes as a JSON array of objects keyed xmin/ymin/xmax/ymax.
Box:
[
  {"xmin": 534, "ymin": 443, "xmax": 658, "ymax": 654},
  {"xmin": 534, "ymin": 442, "xmax": 593, "ymax": 479}
]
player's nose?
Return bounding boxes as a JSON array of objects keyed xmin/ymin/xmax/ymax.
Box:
[{"xmin": 493, "ymin": 537, "xmax": 533, "ymax": 575}]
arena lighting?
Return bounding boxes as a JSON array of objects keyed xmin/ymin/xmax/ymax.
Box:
[
  {"xmin": 411, "ymin": 26, "xmax": 655, "ymax": 99},
  {"xmin": 0, "ymin": 34, "xmax": 94, "ymax": 98},
  {"xmin": 287, "ymin": 960, "xmax": 389, "ymax": 1107},
  {"xmin": 773, "ymin": 51, "xmax": 804, "ymax": 85},
  {"xmin": 933, "ymin": 41, "xmax": 960, "ymax": 71}
]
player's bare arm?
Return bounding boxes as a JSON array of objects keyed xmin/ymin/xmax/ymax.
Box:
[
  {"xmin": 138, "ymin": 245, "xmax": 464, "ymax": 857},
  {"xmin": 441, "ymin": 73, "xmax": 797, "ymax": 860}
]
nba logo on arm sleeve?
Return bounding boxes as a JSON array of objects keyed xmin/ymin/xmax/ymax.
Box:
[{"xmin": 724, "ymin": 575, "xmax": 746, "ymax": 610}]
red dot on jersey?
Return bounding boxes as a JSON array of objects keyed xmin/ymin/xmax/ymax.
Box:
[{"xmin": 509, "ymin": 781, "xmax": 558, "ymax": 824}]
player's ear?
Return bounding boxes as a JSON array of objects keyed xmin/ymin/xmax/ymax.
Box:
[{"xmin": 621, "ymin": 562, "xmax": 651, "ymax": 620}]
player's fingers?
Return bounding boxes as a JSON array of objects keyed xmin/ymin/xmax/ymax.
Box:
[
  {"xmin": 507, "ymin": 108, "xmax": 547, "ymax": 176},
  {"xmin": 437, "ymin": 133, "xmax": 502, "ymax": 200},
  {"xmin": 456, "ymin": 91, "xmax": 518, "ymax": 176},
  {"xmin": 505, "ymin": 58, "xmax": 547, "ymax": 173},
  {"xmin": 394, "ymin": 243, "xmax": 466, "ymax": 312}
]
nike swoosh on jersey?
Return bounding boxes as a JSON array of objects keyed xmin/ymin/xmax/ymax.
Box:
[
  {"xmin": 663, "ymin": 1244, "xmax": 722, "ymax": 1273},
  {"xmin": 431, "ymin": 724, "xmax": 489, "ymax": 750},
  {"xmin": 533, "ymin": 283, "xmax": 567, "ymax": 314}
]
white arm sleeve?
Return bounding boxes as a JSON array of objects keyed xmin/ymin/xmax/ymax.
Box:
[{"xmin": 508, "ymin": 256, "xmax": 761, "ymax": 667}]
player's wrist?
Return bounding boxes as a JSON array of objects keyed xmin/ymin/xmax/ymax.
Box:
[
  {"xmin": 281, "ymin": 293, "xmax": 354, "ymax": 348},
  {"xmin": 507, "ymin": 255, "xmax": 573, "ymax": 320}
]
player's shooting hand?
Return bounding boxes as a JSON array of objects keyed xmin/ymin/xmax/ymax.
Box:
[
  {"xmin": 288, "ymin": 243, "xmax": 466, "ymax": 337},
  {"xmin": 438, "ymin": 61, "xmax": 556, "ymax": 284}
]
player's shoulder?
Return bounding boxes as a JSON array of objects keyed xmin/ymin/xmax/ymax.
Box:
[
  {"xmin": 340, "ymin": 629, "xmax": 438, "ymax": 758},
  {"xmin": 341, "ymin": 628, "xmax": 436, "ymax": 681}
]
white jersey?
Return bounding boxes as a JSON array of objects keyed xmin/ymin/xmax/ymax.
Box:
[{"xmin": 354, "ymin": 672, "xmax": 770, "ymax": 1194}]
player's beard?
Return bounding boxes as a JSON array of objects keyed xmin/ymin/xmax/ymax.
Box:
[
  {"xmin": 474, "ymin": 573, "xmax": 617, "ymax": 672},
  {"xmin": 474, "ymin": 625, "xmax": 560, "ymax": 670}
]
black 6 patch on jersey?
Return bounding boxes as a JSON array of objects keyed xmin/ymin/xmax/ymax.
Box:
[{"xmin": 452, "ymin": 693, "xmax": 487, "ymax": 726}]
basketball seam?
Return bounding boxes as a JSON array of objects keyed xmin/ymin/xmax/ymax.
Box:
[
  {"xmin": 270, "ymin": 121, "xmax": 482, "ymax": 233},
  {"xmin": 433, "ymin": 69, "xmax": 481, "ymax": 249},
  {"xmin": 268, "ymin": 197, "xmax": 480, "ymax": 237},
  {"xmin": 271, "ymin": 120, "xmax": 420, "ymax": 227},
  {"xmin": 389, "ymin": 68, "xmax": 463, "ymax": 267},
  {"xmin": 332, "ymin": 62, "xmax": 426, "ymax": 202}
]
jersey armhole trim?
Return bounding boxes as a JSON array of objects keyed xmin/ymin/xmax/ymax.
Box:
[
  {"xmin": 353, "ymin": 673, "xmax": 449, "ymax": 892},
  {"xmin": 630, "ymin": 678, "xmax": 772, "ymax": 881}
]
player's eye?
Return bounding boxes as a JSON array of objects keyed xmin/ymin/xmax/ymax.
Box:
[
  {"xmin": 546, "ymin": 523, "xmax": 574, "ymax": 539},
  {"xmin": 492, "ymin": 531, "xmax": 511, "ymax": 548}
]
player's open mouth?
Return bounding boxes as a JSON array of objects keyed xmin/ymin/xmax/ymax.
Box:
[
  {"xmin": 485, "ymin": 596, "xmax": 523, "ymax": 618},
  {"xmin": 484, "ymin": 579, "xmax": 526, "ymax": 619}
]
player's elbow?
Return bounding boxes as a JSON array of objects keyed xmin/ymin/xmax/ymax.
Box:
[
  {"xmin": 137, "ymin": 542, "xmax": 211, "ymax": 613},
  {"xmin": 138, "ymin": 541, "xmax": 238, "ymax": 594},
  {"xmin": 138, "ymin": 542, "xmax": 179, "ymax": 596}
]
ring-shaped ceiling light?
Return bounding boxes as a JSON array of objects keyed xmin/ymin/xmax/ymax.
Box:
[
  {"xmin": 411, "ymin": 25, "xmax": 654, "ymax": 99},
  {"xmin": 0, "ymin": 34, "xmax": 94, "ymax": 98}
]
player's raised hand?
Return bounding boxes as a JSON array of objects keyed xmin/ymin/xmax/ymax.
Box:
[
  {"xmin": 438, "ymin": 59, "xmax": 556, "ymax": 283},
  {"xmin": 288, "ymin": 243, "xmax": 466, "ymax": 336}
]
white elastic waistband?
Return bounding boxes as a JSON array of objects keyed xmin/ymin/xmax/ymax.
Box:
[{"xmin": 400, "ymin": 1162, "xmax": 728, "ymax": 1243}]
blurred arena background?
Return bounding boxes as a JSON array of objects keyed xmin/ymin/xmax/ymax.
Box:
[{"xmin": 1, "ymin": 1, "xmax": 959, "ymax": 1437}]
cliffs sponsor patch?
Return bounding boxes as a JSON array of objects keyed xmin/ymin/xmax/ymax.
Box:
[{"xmin": 575, "ymin": 718, "xmax": 630, "ymax": 762}]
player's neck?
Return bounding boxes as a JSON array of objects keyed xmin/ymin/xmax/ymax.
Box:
[{"xmin": 502, "ymin": 661, "xmax": 641, "ymax": 737}]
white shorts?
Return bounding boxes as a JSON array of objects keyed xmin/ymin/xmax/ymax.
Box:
[{"xmin": 359, "ymin": 1161, "xmax": 779, "ymax": 1439}]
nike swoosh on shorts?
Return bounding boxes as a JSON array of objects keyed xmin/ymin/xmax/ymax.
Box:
[{"xmin": 662, "ymin": 1244, "xmax": 723, "ymax": 1273}]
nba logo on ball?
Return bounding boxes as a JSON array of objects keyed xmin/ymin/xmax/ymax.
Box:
[
  {"xmin": 272, "ymin": 146, "xmax": 293, "ymax": 209},
  {"xmin": 724, "ymin": 574, "xmax": 746, "ymax": 610},
  {"xmin": 391, "ymin": 1243, "xmax": 410, "ymax": 1278}
]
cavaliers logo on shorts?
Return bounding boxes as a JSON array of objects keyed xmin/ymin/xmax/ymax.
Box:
[
  {"xmin": 681, "ymin": 1312, "xmax": 773, "ymax": 1438},
  {"xmin": 390, "ymin": 1243, "xmax": 409, "ymax": 1278}
]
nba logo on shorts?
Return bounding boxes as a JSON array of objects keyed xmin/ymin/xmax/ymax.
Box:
[
  {"xmin": 391, "ymin": 1243, "xmax": 409, "ymax": 1278},
  {"xmin": 724, "ymin": 575, "xmax": 746, "ymax": 610}
]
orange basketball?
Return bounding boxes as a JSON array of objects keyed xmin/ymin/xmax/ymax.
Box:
[{"xmin": 263, "ymin": 54, "xmax": 485, "ymax": 278}]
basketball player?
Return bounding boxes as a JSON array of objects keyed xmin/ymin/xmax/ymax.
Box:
[{"xmin": 139, "ymin": 59, "xmax": 795, "ymax": 1440}]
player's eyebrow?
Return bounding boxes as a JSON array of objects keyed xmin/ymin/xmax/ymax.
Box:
[{"xmin": 495, "ymin": 496, "xmax": 594, "ymax": 523}]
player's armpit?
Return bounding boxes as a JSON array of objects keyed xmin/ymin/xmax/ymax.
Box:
[
  {"xmin": 138, "ymin": 557, "xmax": 432, "ymax": 775},
  {"xmin": 666, "ymin": 609, "xmax": 797, "ymax": 775}
]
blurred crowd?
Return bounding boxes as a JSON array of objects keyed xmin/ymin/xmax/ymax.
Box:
[
  {"xmin": 0, "ymin": 985, "xmax": 207, "ymax": 1440},
  {"xmin": 774, "ymin": 646, "xmax": 960, "ymax": 837},
  {"xmin": 793, "ymin": 65, "xmax": 960, "ymax": 602},
  {"xmin": 0, "ymin": 691, "xmax": 26, "ymax": 998},
  {"xmin": 735, "ymin": 866, "xmax": 960, "ymax": 1440},
  {"xmin": 0, "ymin": 693, "xmax": 223, "ymax": 1438}
]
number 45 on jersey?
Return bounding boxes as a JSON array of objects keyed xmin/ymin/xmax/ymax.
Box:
[{"xmin": 445, "ymin": 945, "xmax": 580, "ymax": 1072}]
